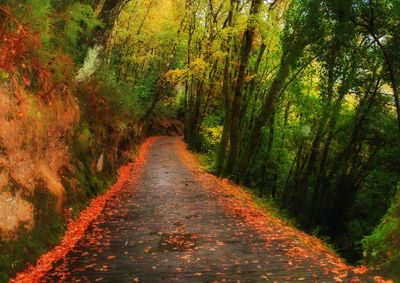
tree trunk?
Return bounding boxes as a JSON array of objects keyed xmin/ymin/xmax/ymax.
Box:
[
  {"xmin": 216, "ymin": 0, "xmax": 235, "ymax": 176},
  {"xmin": 94, "ymin": 0, "xmax": 126, "ymax": 45},
  {"xmin": 224, "ymin": 0, "xmax": 263, "ymax": 177},
  {"xmin": 234, "ymin": 66, "xmax": 287, "ymax": 182},
  {"xmin": 364, "ymin": 0, "xmax": 400, "ymax": 131}
]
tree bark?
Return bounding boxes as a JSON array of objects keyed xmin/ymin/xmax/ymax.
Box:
[
  {"xmin": 363, "ymin": 0, "xmax": 400, "ymax": 131},
  {"xmin": 94, "ymin": 0, "xmax": 126, "ymax": 45},
  {"xmin": 234, "ymin": 65, "xmax": 288, "ymax": 182},
  {"xmin": 224, "ymin": 0, "xmax": 263, "ymax": 177},
  {"xmin": 216, "ymin": 0, "xmax": 236, "ymax": 176}
]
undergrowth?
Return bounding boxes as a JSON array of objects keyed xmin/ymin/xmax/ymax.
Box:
[{"xmin": 362, "ymin": 192, "xmax": 400, "ymax": 281}]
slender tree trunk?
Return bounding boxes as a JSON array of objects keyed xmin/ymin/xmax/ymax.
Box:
[
  {"xmin": 187, "ymin": 75, "xmax": 206, "ymax": 148},
  {"xmin": 282, "ymin": 144, "xmax": 303, "ymax": 206},
  {"xmin": 260, "ymin": 109, "xmax": 276, "ymax": 196},
  {"xmin": 234, "ymin": 0, "xmax": 321, "ymax": 182},
  {"xmin": 234, "ymin": 66, "xmax": 288, "ymax": 182},
  {"xmin": 308, "ymin": 72, "xmax": 359, "ymax": 224},
  {"xmin": 322, "ymin": 78, "xmax": 380, "ymax": 232},
  {"xmin": 271, "ymin": 100, "xmax": 291, "ymax": 199},
  {"xmin": 184, "ymin": 8, "xmax": 195, "ymax": 142},
  {"xmin": 224, "ymin": 0, "xmax": 263, "ymax": 177},
  {"xmin": 241, "ymin": 42, "xmax": 267, "ymax": 128},
  {"xmin": 216, "ymin": 0, "xmax": 235, "ymax": 176},
  {"xmin": 364, "ymin": 0, "xmax": 400, "ymax": 131}
]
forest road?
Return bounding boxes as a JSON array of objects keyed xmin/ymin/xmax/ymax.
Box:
[{"xmin": 40, "ymin": 136, "xmax": 375, "ymax": 283}]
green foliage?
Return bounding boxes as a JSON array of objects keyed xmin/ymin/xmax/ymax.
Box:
[
  {"xmin": 200, "ymin": 116, "xmax": 223, "ymax": 150},
  {"xmin": 362, "ymin": 192, "xmax": 400, "ymax": 280},
  {"xmin": 27, "ymin": 0, "xmax": 51, "ymax": 31},
  {"xmin": 12, "ymin": 0, "xmax": 102, "ymax": 59},
  {"xmin": 94, "ymin": 69, "xmax": 147, "ymax": 119},
  {"xmin": 65, "ymin": 3, "xmax": 103, "ymax": 45},
  {"xmin": 76, "ymin": 123, "xmax": 94, "ymax": 152},
  {"xmin": 185, "ymin": 1, "xmax": 399, "ymax": 279}
]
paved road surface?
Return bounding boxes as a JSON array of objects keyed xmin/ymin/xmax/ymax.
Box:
[{"xmin": 40, "ymin": 137, "xmax": 374, "ymax": 283}]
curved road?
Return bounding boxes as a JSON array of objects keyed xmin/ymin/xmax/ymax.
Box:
[{"xmin": 39, "ymin": 137, "xmax": 374, "ymax": 283}]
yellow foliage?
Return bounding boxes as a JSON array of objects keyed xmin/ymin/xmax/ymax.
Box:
[
  {"xmin": 165, "ymin": 69, "xmax": 187, "ymax": 84},
  {"xmin": 190, "ymin": 58, "xmax": 209, "ymax": 74}
]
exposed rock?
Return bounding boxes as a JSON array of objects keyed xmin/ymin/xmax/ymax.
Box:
[
  {"xmin": 0, "ymin": 191, "xmax": 34, "ymax": 238},
  {"xmin": 96, "ymin": 152, "xmax": 104, "ymax": 173}
]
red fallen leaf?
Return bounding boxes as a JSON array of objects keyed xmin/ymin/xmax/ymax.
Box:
[
  {"xmin": 22, "ymin": 75, "xmax": 31, "ymax": 86},
  {"xmin": 353, "ymin": 265, "xmax": 368, "ymax": 274},
  {"xmin": 176, "ymin": 268, "xmax": 183, "ymax": 272},
  {"xmin": 334, "ymin": 276, "xmax": 343, "ymax": 282},
  {"xmin": 84, "ymin": 263, "xmax": 96, "ymax": 269},
  {"xmin": 107, "ymin": 256, "xmax": 116, "ymax": 260},
  {"xmin": 374, "ymin": 276, "xmax": 394, "ymax": 283}
]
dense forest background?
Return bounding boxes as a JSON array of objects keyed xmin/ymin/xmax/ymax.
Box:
[{"xmin": 0, "ymin": 0, "xmax": 399, "ymax": 281}]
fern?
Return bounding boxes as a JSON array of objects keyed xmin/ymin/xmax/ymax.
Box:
[
  {"xmin": 65, "ymin": 3, "xmax": 103, "ymax": 45},
  {"xmin": 27, "ymin": 0, "xmax": 51, "ymax": 21},
  {"xmin": 26, "ymin": 0, "xmax": 52, "ymax": 45}
]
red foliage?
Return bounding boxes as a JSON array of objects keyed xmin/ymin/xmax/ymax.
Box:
[
  {"xmin": 10, "ymin": 137, "xmax": 160, "ymax": 283},
  {"xmin": 0, "ymin": 8, "xmax": 74, "ymax": 99}
]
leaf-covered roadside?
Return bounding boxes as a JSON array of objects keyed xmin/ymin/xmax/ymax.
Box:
[
  {"xmin": 176, "ymin": 139, "xmax": 391, "ymax": 283},
  {"xmin": 10, "ymin": 137, "xmax": 158, "ymax": 283}
]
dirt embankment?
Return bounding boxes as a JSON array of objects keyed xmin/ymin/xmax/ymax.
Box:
[
  {"xmin": 0, "ymin": 80, "xmax": 144, "ymax": 281},
  {"xmin": 0, "ymin": 83, "xmax": 79, "ymax": 238}
]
